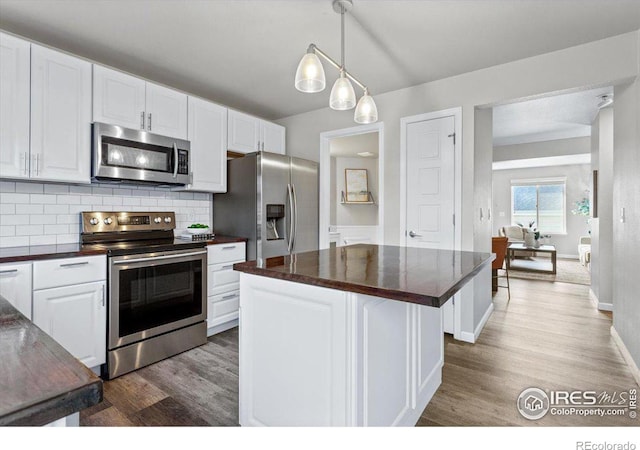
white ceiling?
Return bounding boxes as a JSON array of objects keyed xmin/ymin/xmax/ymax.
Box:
[
  {"xmin": 1, "ymin": 1, "xmax": 638, "ymax": 120},
  {"xmin": 329, "ymin": 132, "xmax": 378, "ymax": 158},
  {"xmin": 492, "ymin": 86, "xmax": 613, "ymax": 146}
]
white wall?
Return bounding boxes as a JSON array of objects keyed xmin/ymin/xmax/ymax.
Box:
[
  {"xmin": 590, "ymin": 107, "xmax": 614, "ymax": 309},
  {"xmin": 278, "ymin": 31, "xmax": 639, "ymax": 254},
  {"xmin": 333, "ymin": 156, "xmax": 378, "ymax": 227},
  {"xmin": 0, "ymin": 181, "xmax": 212, "ymax": 247},
  {"xmin": 493, "ymin": 136, "xmax": 590, "ymax": 162},
  {"xmin": 492, "ymin": 164, "xmax": 591, "ymax": 256},
  {"xmin": 279, "ymin": 31, "xmax": 638, "ymax": 342}
]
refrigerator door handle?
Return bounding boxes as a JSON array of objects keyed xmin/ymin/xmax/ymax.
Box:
[
  {"xmin": 287, "ymin": 183, "xmax": 294, "ymax": 252},
  {"xmin": 291, "ymin": 183, "xmax": 298, "ymax": 252}
]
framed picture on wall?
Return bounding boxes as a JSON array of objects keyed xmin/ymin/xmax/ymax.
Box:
[{"xmin": 345, "ymin": 169, "xmax": 369, "ymax": 202}]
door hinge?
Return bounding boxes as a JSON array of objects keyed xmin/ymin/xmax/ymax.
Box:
[
  {"xmin": 448, "ymin": 132, "xmax": 456, "ymax": 145},
  {"xmin": 452, "ymin": 214, "xmax": 455, "ymax": 226}
]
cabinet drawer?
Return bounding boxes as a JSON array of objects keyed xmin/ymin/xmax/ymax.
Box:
[
  {"xmin": 208, "ymin": 242, "xmax": 245, "ymax": 264},
  {"xmin": 208, "ymin": 261, "xmax": 242, "ymax": 296},
  {"xmin": 208, "ymin": 291, "xmax": 239, "ymax": 323},
  {"xmin": 33, "ymin": 255, "xmax": 107, "ymax": 290}
]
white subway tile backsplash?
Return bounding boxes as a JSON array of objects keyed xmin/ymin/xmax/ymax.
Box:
[
  {"xmin": 0, "ymin": 236, "xmax": 29, "ymax": 247},
  {"xmin": 0, "ymin": 225, "xmax": 16, "ymax": 236},
  {"xmin": 0, "ymin": 181, "xmax": 212, "ymax": 248},
  {"xmin": 30, "ymin": 235, "xmax": 57, "ymax": 246},
  {"xmin": 45, "ymin": 224, "xmax": 69, "ymax": 235},
  {"xmin": 30, "ymin": 194, "xmax": 57, "ymax": 204},
  {"xmin": 44, "ymin": 204, "xmax": 69, "ymax": 214},
  {"xmin": 16, "ymin": 204, "xmax": 43, "ymax": 214},
  {"xmin": 16, "ymin": 224, "xmax": 43, "ymax": 236},
  {"xmin": 0, "ymin": 181, "xmax": 16, "ymax": 192},
  {"xmin": 1, "ymin": 215, "xmax": 30, "ymax": 225},
  {"xmin": 44, "ymin": 184, "xmax": 70, "ymax": 194},
  {"xmin": 1, "ymin": 193, "xmax": 30, "ymax": 204},
  {"xmin": 15, "ymin": 182, "xmax": 44, "ymax": 194}
]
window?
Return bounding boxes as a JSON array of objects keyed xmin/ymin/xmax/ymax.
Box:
[{"xmin": 511, "ymin": 178, "xmax": 566, "ymax": 234}]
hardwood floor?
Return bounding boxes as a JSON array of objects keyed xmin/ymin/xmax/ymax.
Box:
[{"xmin": 81, "ymin": 278, "xmax": 638, "ymax": 426}]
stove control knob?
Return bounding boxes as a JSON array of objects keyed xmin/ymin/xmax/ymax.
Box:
[
  {"xmin": 89, "ymin": 217, "xmax": 99, "ymax": 226},
  {"xmin": 154, "ymin": 217, "xmax": 162, "ymax": 224},
  {"xmin": 104, "ymin": 217, "xmax": 113, "ymax": 225},
  {"xmin": 164, "ymin": 216, "xmax": 172, "ymax": 224}
]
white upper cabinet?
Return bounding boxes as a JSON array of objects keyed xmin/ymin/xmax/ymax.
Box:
[
  {"xmin": 145, "ymin": 82, "xmax": 188, "ymax": 140},
  {"xmin": 93, "ymin": 65, "xmax": 146, "ymax": 130},
  {"xmin": 228, "ymin": 110, "xmax": 260, "ymax": 154},
  {"xmin": 30, "ymin": 44, "xmax": 92, "ymax": 184},
  {"xmin": 186, "ymin": 96, "xmax": 227, "ymax": 192},
  {"xmin": 227, "ymin": 109, "xmax": 286, "ymax": 155},
  {"xmin": 93, "ymin": 66, "xmax": 187, "ymax": 140},
  {"xmin": 0, "ymin": 33, "xmax": 31, "ymax": 179},
  {"xmin": 261, "ymin": 121, "xmax": 286, "ymax": 155}
]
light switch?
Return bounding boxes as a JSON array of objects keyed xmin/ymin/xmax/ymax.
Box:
[
  {"xmin": 499, "ymin": 211, "xmax": 505, "ymax": 217},
  {"xmin": 620, "ymin": 207, "xmax": 626, "ymax": 223}
]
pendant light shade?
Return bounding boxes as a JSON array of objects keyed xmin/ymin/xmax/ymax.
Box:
[
  {"xmin": 354, "ymin": 90, "xmax": 378, "ymax": 123},
  {"xmin": 294, "ymin": 52, "xmax": 326, "ymax": 93},
  {"xmin": 329, "ymin": 72, "xmax": 356, "ymax": 110}
]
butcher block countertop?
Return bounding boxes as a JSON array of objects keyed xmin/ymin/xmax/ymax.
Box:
[
  {"xmin": 0, "ymin": 295, "xmax": 103, "ymax": 426},
  {"xmin": 234, "ymin": 244, "xmax": 494, "ymax": 307}
]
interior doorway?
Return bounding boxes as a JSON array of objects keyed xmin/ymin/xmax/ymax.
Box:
[{"xmin": 319, "ymin": 123, "xmax": 384, "ymax": 249}]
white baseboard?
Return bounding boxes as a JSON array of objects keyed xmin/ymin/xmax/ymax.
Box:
[
  {"xmin": 611, "ymin": 326, "xmax": 640, "ymax": 388},
  {"xmin": 458, "ymin": 302, "xmax": 494, "ymax": 344},
  {"xmin": 589, "ymin": 288, "xmax": 613, "ymax": 311}
]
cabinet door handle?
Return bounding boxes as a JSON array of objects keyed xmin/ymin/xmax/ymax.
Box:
[
  {"xmin": 59, "ymin": 261, "xmax": 89, "ymax": 268},
  {"xmin": 221, "ymin": 293, "xmax": 237, "ymax": 301},
  {"xmin": 140, "ymin": 111, "xmax": 145, "ymax": 129},
  {"xmin": 101, "ymin": 284, "xmax": 105, "ymax": 307},
  {"xmin": 148, "ymin": 113, "xmax": 152, "ymax": 131},
  {"xmin": 221, "ymin": 264, "xmax": 233, "ymax": 270},
  {"xmin": 0, "ymin": 269, "xmax": 18, "ymax": 274},
  {"xmin": 222, "ymin": 245, "xmax": 236, "ymax": 250}
]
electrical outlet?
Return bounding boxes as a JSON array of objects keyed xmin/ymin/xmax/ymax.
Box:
[{"xmin": 187, "ymin": 210, "xmax": 196, "ymax": 221}]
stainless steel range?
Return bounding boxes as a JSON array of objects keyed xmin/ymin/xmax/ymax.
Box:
[{"xmin": 81, "ymin": 211, "xmax": 207, "ymax": 379}]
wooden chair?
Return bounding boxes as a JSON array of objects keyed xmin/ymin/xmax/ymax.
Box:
[{"xmin": 492, "ymin": 236, "xmax": 510, "ymax": 301}]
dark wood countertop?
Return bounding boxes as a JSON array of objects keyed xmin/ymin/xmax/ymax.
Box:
[
  {"xmin": 0, "ymin": 236, "xmax": 247, "ymax": 264},
  {"xmin": 0, "ymin": 296, "xmax": 103, "ymax": 426},
  {"xmin": 234, "ymin": 244, "xmax": 495, "ymax": 308},
  {"xmin": 0, "ymin": 244, "xmax": 107, "ymax": 264}
]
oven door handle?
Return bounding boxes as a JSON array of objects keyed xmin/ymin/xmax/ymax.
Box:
[{"xmin": 113, "ymin": 250, "xmax": 206, "ymax": 265}]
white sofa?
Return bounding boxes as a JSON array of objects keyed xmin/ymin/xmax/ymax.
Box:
[{"xmin": 579, "ymin": 236, "xmax": 591, "ymax": 267}]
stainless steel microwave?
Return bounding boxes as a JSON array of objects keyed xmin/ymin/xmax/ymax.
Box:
[{"xmin": 92, "ymin": 122, "xmax": 191, "ymax": 185}]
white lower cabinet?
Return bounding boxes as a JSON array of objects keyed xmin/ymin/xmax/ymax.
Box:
[
  {"xmin": 206, "ymin": 242, "xmax": 246, "ymax": 336},
  {"xmin": 33, "ymin": 281, "xmax": 106, "ymax": 368},
  {"xmin": 0, "ymin": 262, "xmax": 32, "ymax": 319},
  {"xmin": 32, "ymin": 255, "xmax": 107, "ymax": 369}
]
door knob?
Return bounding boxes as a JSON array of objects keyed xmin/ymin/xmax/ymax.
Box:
[{"xmin": 409, "ymin": 231, "xmax": 422, "ymax": 238}]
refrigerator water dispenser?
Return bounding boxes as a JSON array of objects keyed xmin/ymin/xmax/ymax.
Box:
[{"xmin": 266, "ymin": 204, "xmax": 285, "ymax": 240}]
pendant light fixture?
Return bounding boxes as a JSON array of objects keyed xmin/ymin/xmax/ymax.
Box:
[{"xmin": 294, "ymin": 0, "xmax": 378, "ymax": 123}]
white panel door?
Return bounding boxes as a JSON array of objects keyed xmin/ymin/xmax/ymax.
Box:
[
  {"xmin": 33, "ymin": 281, "xmax": 106, "ymax": 368},
  {"xmin": 0, "ymin": 33, "xmax": 31, "ymax": 179},
  {"xmin": 406, "ymin": 116, "xmax": 455, "ymax": 249},
  {"xmin": 187, "ymin": 96, "xmax": 227, "ymax": 192},
  {"xmin": 93, "ymin": 65, "xmax": 146, "ymax": 130},
  {"xmin": 0, "ymin": 263, "xmax": 32, "ymax": 319},
  {"xmin": 145, "ymin": 81, "xmax": 188, "ymax": 139},
  {"xmin": 30, "ymin": 45, "xmax": 92, "ymax": 184},
  {"xmin": 227, "ymin": 110, "xmax": 259, "ymax": 153},
  {"xmin": 261, "ymin": 121, "xmax": 286, "ymax": 155}
]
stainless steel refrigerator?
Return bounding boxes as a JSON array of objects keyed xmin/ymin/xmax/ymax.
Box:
[{"xmin": 213, "ymin": 152, "xmax": 319, "ymax": 262}]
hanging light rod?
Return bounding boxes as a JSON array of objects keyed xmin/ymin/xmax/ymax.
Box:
[{"xmin": 294, "ymin": 0, "xmax": 378, "ymax": 124}]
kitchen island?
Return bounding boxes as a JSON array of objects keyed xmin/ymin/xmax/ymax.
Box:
[{"xmin": 234, "ymin": 244, "xmax": 493, "ymax": 426}]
